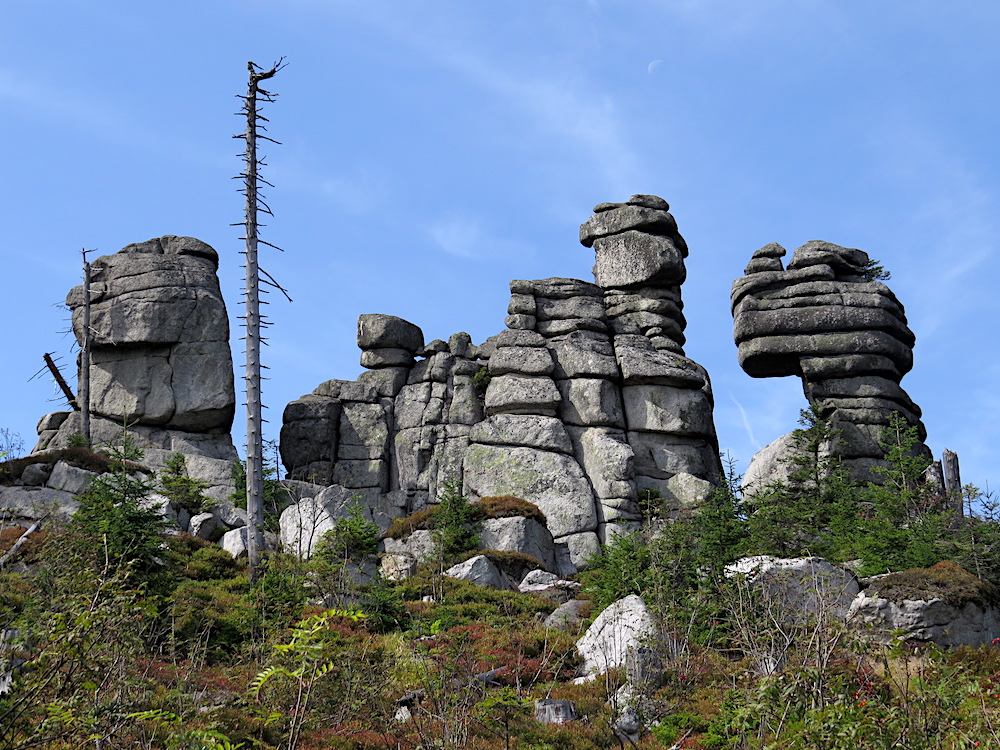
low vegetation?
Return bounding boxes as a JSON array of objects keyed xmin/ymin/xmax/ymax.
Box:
[{"xmin": 1, "ymin": 415, "xmax": 1000, "ymax": 748}]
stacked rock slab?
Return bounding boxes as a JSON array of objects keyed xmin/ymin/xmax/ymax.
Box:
[
  {"xmin": 281, "ymin": 197, "xmax": 721, "ymax": 571},
  {"xmin": 732, "ymin": 240, "xmax": 929, "ymax": 483},
  {"xmin": 34, "ymin": 236, "xmax": 238, "ymax": 499}
]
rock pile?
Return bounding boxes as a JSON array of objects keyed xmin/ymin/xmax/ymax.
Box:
[
  {"xmin": 280, "ymin": 196, "xmax": 723, "ymax": 570},
  {"xmin": 731, "ymin": 240, "xmax": 929, "ymax": 483},
  {"xmin": 33, "ymin": 236, "xmax": 238, "ymax": 501}
]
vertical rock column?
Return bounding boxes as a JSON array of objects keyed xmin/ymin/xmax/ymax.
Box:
[
  {"xmin": 37, "ymin": 236, "xmax": 239, "ymax": 495},
  {"xmin": 531, "ymin": 279, "xmax": 639, "ymax": 544},
  {"xmin": 393, "ymin": 331, "xmax": 485, "ymax": 511},
  {"xmin": 464, "ymin": 322, "xmax": 602, "ymax": 571},
  {"xmin": 581, "ymin": 197, "xmax": 723, "ymax": 509}
]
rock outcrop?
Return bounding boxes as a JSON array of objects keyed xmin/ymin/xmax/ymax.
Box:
[
  {"xmin": 280, "ymin": 197, "xmax": 722, "ymax": 569},
  {"xmin": 33, "ymin": 236, "xmax": 238, "ymax": 501},
  {"xmin": 732, "ymin": 241, "xmax": 929, "ymax": 484}
]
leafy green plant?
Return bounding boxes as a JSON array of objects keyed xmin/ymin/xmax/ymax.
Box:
[{"xmin": 250, "ymin": 608, "xmax": 366, "ymax": 750}]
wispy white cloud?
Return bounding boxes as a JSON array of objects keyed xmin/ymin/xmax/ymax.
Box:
[
  {"xmin": 429, "ymin": 214, "xmax": 534, "ymax": 261},
  {"xmin": 0, "ymin": 67, "xmax": 227, "ymax": 167},
  {"xmin": 729, "ymin": 392, "xmax": 759, "ymax": 450},
  {"xmin": 334, "ymin": 9, "xmax": 644, "ymax": 197}
]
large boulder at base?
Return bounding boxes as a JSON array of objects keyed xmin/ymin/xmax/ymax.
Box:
[
  {"xmin": 0, "ymin": 486, "xmax": 80, "ymax": 523},
  {"xmin": 849, "ymin": 594, "xmax": 1000, "ymax": 647},
  {"xmin": 575, "ymin": 594, "xmax": 656, "ymax": 679},
  {"xmin": 725, "ymin": 556, "xmax": 861, "ymax": 622}
]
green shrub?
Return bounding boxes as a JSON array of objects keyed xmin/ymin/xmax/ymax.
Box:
[
  {"xmin": 182, "ymin": 545, "xmax": 245, "ymax": 581},
  {"xmin": 359, "ymin": 575, "xmax": 410, "ymax": 633},
  {"xmin": 383, "ymin": 506, "xmax": 438, "ymax": 540},
  {"xmin": 581, "ymin": 530, "xmax": 653, "ymax": 610},
  {"xmin": 169, "ymin": 575, "xmax": 255, "ymax": 662},
  {"xmin": 71, "ymin": 435, "xmax": 167, "ymax": 581},
  {"xmin": 432, "ymin": 481, "xmax": 480, "ymax": 559}
]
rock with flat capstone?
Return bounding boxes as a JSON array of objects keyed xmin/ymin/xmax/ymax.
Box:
[{"xmin": 65, "ymin": 237, "xmax": 235, "ymax": 434}]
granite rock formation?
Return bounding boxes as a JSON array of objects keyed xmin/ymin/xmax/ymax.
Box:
[
  {"xmin": 33, "ymin": 236, "xmax": 238, "ymax": 501},
  {"xmin": 731, "ymin": 240, "xmax": 929, "ymax": 485},
  {"xmin": 280, "ymin": 197, "xmax": 722, "ymax": 570}
]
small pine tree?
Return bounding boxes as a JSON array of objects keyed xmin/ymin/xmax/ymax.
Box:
[
  {"xmin": 432, "ymin": 480, "xmax": 480, "ymax": 560},
  {"xmin": 160, "ymin": 452, "xmax": 211, "ymax": 514},
  {"xmin": 744, "ymin": 405, "xmax": 858, "ymax": 560},
  {"xmin": 72, "ymin": 434, "xmax": 167, "ymax": 577}
]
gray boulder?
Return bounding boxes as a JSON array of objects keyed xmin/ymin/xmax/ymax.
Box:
[
  {"xmin": 480, "ymin": 516, "xmax": 557, "ymax": 571},
  {"xmin": 725, "ymin": 556, "xmax": 861, "ymax": 622},
  {"xmin": 849, "ymin": 593, "xmax": 1000, "ymax": 647},
  {"xmin": 357, "ymin": 314, "xmax": 423, "ymax": 353},
  {"xmin": 463, "ymin": 444, "xmax": 598, "ymax": 538},
  {"xmin": 444, "ymin": 554, "xmax": 516, "ymax": 590},
  {"xmin": 544, "ymin": 599, "xmax": 588, "ymax": 631}
]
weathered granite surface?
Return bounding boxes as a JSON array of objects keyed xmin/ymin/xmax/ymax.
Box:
[{"xmin": 280, "ymin": 197, "xmax": 722, "ymax": 568}]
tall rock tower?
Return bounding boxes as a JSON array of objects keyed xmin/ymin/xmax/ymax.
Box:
[{"xmin": 35, "ymin": 236, "xmax": 238, "ymax": 498}]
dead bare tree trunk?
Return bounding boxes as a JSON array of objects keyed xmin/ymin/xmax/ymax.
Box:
[
  {"xmin": 80, "ymin": 248, "xmax": 93, "ymax": 447},
  {"xmin": 43, "ymin": 353, "xmax": 77, "ymax": 410},
  {"xmin": 237, "ymin": 59, "xmax": 288, "ymax": 582}
]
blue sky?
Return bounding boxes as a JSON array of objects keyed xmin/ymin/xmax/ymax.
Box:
[{"xmin": 2, "ymin": 1, "xmax": 998, "ymax": 493}]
